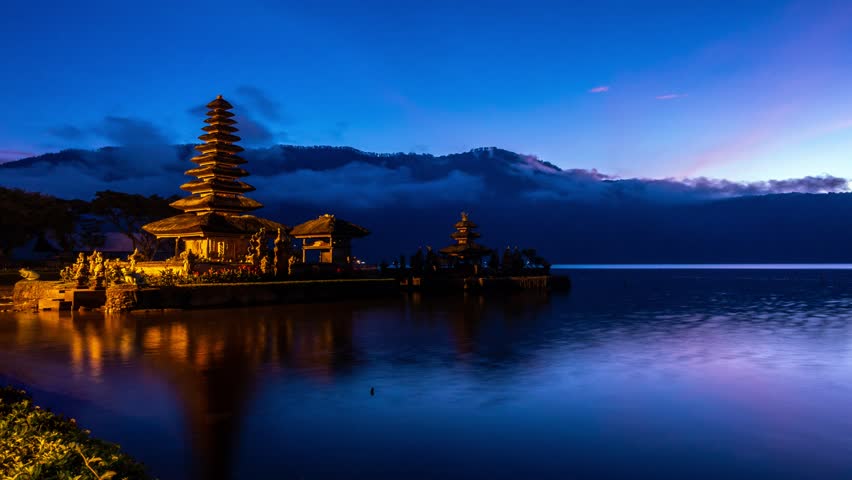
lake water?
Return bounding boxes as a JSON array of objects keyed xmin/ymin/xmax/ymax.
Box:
[{"xmin": 2, "ymin": 269, "xmax": 852, "ymax": 479}]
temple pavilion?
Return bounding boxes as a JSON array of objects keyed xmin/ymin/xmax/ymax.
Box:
[
  {"xmin": 290, "ymin": 214, "xmax": 369, "ymax": 264},
  {"xmin": 440, "ymin": 212, "xmax": 491, "ymax": 263},
  {"xmin": 142, "ymin": 95, "xmax": 286, "ymax": 261}
]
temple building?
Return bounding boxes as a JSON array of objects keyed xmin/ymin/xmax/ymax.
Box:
[
  {"xmin": 290, "ymin": 214, "xmax": 369, "ymax": 264},
  {"xmin": 142, "ymin": 95, "xmax": 286, "ymax": 261},
  {"xmin": 440, "ymin": 212, "xmax": 491, "ymax": 263}
]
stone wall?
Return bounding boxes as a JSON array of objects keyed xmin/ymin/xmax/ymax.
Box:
[
  {"xmin": 12, "ymin": 278, "xmax": 398, "ymax": 312},
  {"xmin": 105, "ymin": 285, "xmax": 139, "ymax": 313},
  {"xmin": 12, "ymin": 280, "xmax": 64, "ymax": 310},
  {"xmin": 136, "ymin": 279, "xmax": 398, "ymax": 310}
]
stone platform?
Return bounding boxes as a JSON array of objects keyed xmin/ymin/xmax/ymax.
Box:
[
  {"xmin": 12, "ymin": 281, "xmax": 107, "ymax": 311},
  {"xmin": 400, "ymin": 275, "xmax": 570, "ymax": 292},
  {"xmin": 12, "ymin": 278, "xmax": 399, "ymax": 312}
]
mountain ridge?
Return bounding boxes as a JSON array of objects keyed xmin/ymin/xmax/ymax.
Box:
[{"xmin": 2, "ymin": 144, "xmax": 851, "ymax": 262}]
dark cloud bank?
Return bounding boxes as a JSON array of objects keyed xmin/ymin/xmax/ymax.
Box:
[{"xmin": 2, "ymin": 145, "xmax": 850, "ymax": 263}]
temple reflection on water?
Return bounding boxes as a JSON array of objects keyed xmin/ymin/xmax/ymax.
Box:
[{"xmin": 0, "ymin": 295, "xmax": 550, "ymax": 479}]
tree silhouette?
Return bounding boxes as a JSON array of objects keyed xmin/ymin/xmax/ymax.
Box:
[{"xmin": 91, "ymin": 190, "xmax": 179, "ymax": 258}]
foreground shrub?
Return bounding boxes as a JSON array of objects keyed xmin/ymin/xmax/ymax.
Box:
[{"xmin": 0, "ymin": 387, "xmax": 152, "ymax": 479}]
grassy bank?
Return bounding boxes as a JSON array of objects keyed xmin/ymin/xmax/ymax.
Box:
[{"xmin": 0, "ymin": 387, "xmax": 152, "ymax": 479}]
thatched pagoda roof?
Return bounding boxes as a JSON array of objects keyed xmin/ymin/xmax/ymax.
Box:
[
  {"xmin": 439, "ymin": 243, "xmax": 492, "ymax": 257},
  {"xmin": 190, "ymin": 152, "xmax": 247, "ymax": 165},
  {"xmin": 441, "ymin": 212, "xmax": 489, "ymax": 258},
  {"xmin": 452, "ymin": 230, "xmax": 480, "ymax": 241},
  {"xmin": 199, "ymin": 132, "xmax": 241, "ymax": 143},
  {"xmin": 143, "ymin": 212, "xmax": 286, "ymax": 237},
  {"xmin": 454, "ymin": 217, "xmax": 478, "ymax": 229},
  {"xmin": 207, "ymin": 95, "xmax": 233, "ymax": 109},
  {"xmin": 195, "ymin": 143, "xmax": 244, "ymax": 154},
  {"xmin": 180, "ymin": 179, "xmax": 256, "ymax": 194},
  {"xmin": 185, "ymin": 164, "xmax": 250, "ymax": 178},
  {"xmin": 202, "ymin": 124, "xmax": 238, "ymax": 133},
  {"xmin": 205, "ymin": 115, "xmax": 236, "ymax": 124},
  {"xmin": 170, "ymin": 194, "xmax": 263, "ymax": 213},
  {"xmin": 290, "ymin": 214, "xmax": 370, "ymax": 238}
]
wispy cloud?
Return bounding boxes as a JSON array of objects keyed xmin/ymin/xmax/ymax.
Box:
[
  {"xmin": 235, "ymin": 85, "xmax": 286, "ymax": 122},
  {"xmin": 187, "ymin": 104, "xmax": 208, "ymax": 117},
  {"xmin": 47, "ymin": 125, "xmax": 87, "ymax": 141},
  {"xmin": 589, "ymin": 86, "xmax": 610, "ymax": 93},
  {"xmin": 233, "ymin": 113, "xmax": 276, "ymax": 146},
  {"xmin": 93, "ymin": 116, "xmax": 171, "ymax": 146},
  {"xmin": 679, "ymin": 175, "xmax": 848, "ymax": 196},
  {"xmin": 656, "ymin": 93, "xmax": 688, "ymax": 100}
]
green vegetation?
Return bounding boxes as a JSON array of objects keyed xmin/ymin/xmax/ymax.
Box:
[
  {"xmin": 0, "ymin": 188, "xmax": 79, "ymax": 261},
  {"xmin": 146, "ymin": 266, "xmax": 263, "ymax": 286},
  {"xmin": 0, "ymin": 387, "xmax": 152, "ymax": 479},
  {"xmin": 0, "ymin": 187, "xmax": 177, "ymax": 262},
  {"xmin": 90, "ymin": 191, "xmax": 179, "ymax": 259}
]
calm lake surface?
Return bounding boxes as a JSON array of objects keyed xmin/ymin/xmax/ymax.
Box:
[{"xmin": 2, "ymin": 269, "xmax": 852, "ymax": 479}]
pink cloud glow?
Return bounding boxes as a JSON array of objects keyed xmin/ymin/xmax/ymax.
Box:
[
  {"xmin": 655, "ymin": 93, "xmax": 688, "ymax": 100},
  {"xmin": 0, "ymin": 149, "xmax": 34, "ymax": 163},
  {"xmin": 675, "ymin": 101, "xmax": 798, "ymax": 178}
]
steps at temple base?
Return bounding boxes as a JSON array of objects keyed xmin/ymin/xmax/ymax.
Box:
[{"xmin": 38, "ymin": 298, "xmax": 72, "ymax": 311}]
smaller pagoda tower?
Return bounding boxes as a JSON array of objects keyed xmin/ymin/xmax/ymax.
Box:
[
  {"xmin": 439, "ymin": 212, "xmax": 491, "ymax": 263},
  {"xmin": 142, "ymin": 95, "xmax": 286, "ymax": 261}
]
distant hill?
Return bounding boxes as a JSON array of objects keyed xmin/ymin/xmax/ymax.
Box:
[{"xmin": 2, "ymin": 145, "xmax": 850, "ymax": 263}]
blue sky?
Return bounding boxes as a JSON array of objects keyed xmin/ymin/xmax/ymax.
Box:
[{"xmin": 1, "ymin": 0, "xmax": 851, "ymax": 181}]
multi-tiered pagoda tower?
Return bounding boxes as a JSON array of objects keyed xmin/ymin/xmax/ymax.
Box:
[
  {"xmin": 439, "ymin": 212, "xmax": 491, "ymax": 263},
  {"xmin": 143, "ymin": 95, "xmax": 286, "ymax": 261}
]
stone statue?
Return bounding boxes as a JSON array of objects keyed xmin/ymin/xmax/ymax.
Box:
[
  {"xmin": 18, "ymin": 268, "xmax": 40, "ymax": 281},
  {"xmin": 273, "ymin": 228, "xmax": 292, "ymax": 277},
  {"xmin": 127, "ymin": 248, "xmax": 143, "ymax": 271},
  {"xmin": 103, "ymin": 259, "xmax": 116, "ymax": 285},
  {"xmin": 121, "ymin": 267, "xmax": 145, "ymax": 286},
  {"xmin": 288, "ymin": 255, "xmax": 298, "ymax": 276},
  {"xmin": 246, "ymin": 234, "xmax": 259, "ymax": 266},
  {"xmin": 245, "ymin": 228, "xmax": 269, "ymax": 268},
  {"xmin": 256, "ymin": 227, "xmax": 268, "ymax": 260},
  {"xmin": 425, "ymin": 246, "xmax": 438, "ymax": 273},
  {"xmin": 74, "ymin": 253, "xmax": 89, "ymax": 288},
  {"xmin": 91, "ymin": 251, "xmax": 105, "ymax": 289},
  {"xmin": 180, "ymin": 250, "xmax": 196, "ymax": 276}
]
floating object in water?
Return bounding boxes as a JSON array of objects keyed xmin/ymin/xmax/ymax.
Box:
[
  {"xmin": 370, "ymin": 387, "xmax": 375, "ymax": 396},
  {"xmin": 19, "ymin": 268, "xmax": 40, "ymax": 281}
]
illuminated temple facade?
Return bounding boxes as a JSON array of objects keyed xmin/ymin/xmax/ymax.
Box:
[
  {"xmin": 290, "ymin": 214, "xmax": 370, "ymax": 264},
  {"xmin": 142, "ymin": 95, "xmax": 285, "ymax": 261}
]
